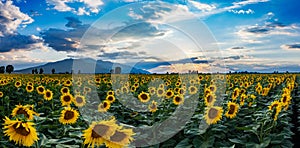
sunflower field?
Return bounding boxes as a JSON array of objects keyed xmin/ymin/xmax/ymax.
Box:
[{"xmin": 0, "ymin": 73, "xmax": 299, "ymax": 148}]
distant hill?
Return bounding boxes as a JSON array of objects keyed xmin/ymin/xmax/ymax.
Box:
[{"xmin": 15, "ymin": 58, "xmax": 150, "ymax": 74}]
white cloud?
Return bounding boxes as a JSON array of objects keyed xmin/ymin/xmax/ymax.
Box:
[
  {"xmin": 0, "ymin": 1, "xmax": 34, "ymax": 36},
  {"xmin": 280, "ymin": 43, "xmax": 300, "ymax": 50},
  {"xmin": 229, "ymin": 9, "xmax": 254, "ymax": 14},
  {"xmin": 46, "ymin": 0, "xmax": 104, "ymax": 15},
  {"xmin": 188, "ymin": 0, "xmax": 216, "ymax": 12}
]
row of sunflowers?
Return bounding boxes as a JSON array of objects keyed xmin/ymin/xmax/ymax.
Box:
[{"xmin": 0, "ymin": 73, "xmax": 298, "ymax": 147}]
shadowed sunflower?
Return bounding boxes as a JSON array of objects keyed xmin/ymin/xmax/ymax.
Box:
[
  {"xmin": 156, "ymin": 88, "xmax": 165, "ymax": 98},
  {"xmin": 208, "ymin": 85, "xmax": 217, "ymax": 93},
  {"xmin": 14, "ymin": 81, "xmax": 22, "ymax": 88},
  {"xmin": 148, "ymin": 87, "xmax": 156, "ymax": 96},
  {"xmin": 105, "ymin": 127, "xmax": 135, "ymax": 148},
  {"xmin": 268, "ymin": 100, "xmax": 281, "ymax": 111},
  {"xmin": 73, "ymin": 95, "xmax": 86, "ymax": 107},
  {"xmin": 148, "ymin": 101, "xmax": 158, "ymax": 113},
  {"xmin": 60, "ymin": 93, "xmax": 74, "ymax": 106},
  {"xmin": 177, "ymin": 88, "xmax": 186, "ymax": 96},
  {"xmin": 43, "ymin": 89, "xmax": 53, "ymax": 101},
  {"xmin": 82, "ymin": 118, "xmax": 119, "ymax": 147},
  {"xmin": 280, "ymin": 94, "xmax": 291, "ymax": 107},
  {"xmin": 232, "ymin": 88, "xmax": 240, "ymax": 101},
  {"xmin": 121, "ymin": 86, "xmax": 129, "ymax": 94},
  {"xmin": 225, "ymin": 102, "xmax": 239, "ymax": 119},
  {"xmin": 138, "ymin": 92, "xmax": 150, "ymax": 103},
  {"xmin": 188, "ymin": 85, "xmax": 198, "ymax": 95},
  {"xmin": 36, "ymin": 85, "xmax": 45, "ymax": 95},
  {"xmin": 60, "ymin": 87, "xmax": 70, "ymax": 94},
  {"xmin": 0, "ymin": 91, "xmax": 3, "ymax": 98},
  {"xmin": 11, "ymin": 105, "xmax": 35, "ymax": 120},
  {"xmin": 98, "ymin": 100, "xmax": 111, "ymax": 112},
  {"xmin": 165, "ymin": 89, "xmax": 174, "ymax": 99},
  {"xmin": 173, "ymin": 95, "xmax": 184, "ymax": 105},
  {"xmin": 204, "ymin": 93, "xmax": 216, "ymax": 106},
  {"xmin": 59, "ymin": 107, "xmax": 79, "ymax": 124},
  {"xmin": 3, "ymin": 117, "xmax": 39, "ymax": 147},
  {"xmin": 204, "ymin": 106, "xmax": 223, "ymax": 125},
  {"xmin": 26, "ymin": 85, "xmax": 34, "ymax": 93},
  {"xmin": 105, "ymin": 95, "xmax": 115, "ymax": 103}
]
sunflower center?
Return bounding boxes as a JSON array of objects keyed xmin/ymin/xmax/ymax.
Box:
[
  {"xmin": 157, "ymin": 89, "xmax": 163, "ymax": 95},
  {"xmin": 207, "ymin": 95, "xmax": 213, "ymax": 103},
  {"xmin": 210, "ymin": 87, "xmax": 215, "ymax": 92},
  {"xmin": 103, "ymin": 102, "xmax": 108, "ymax": 108},
  {"xmin": 46, "ymin": 92, "xmax": 51, "ymax": 97},
  {"xmin": 283, "ymin": 97, "xmax": 287, "ymax": 103},
  {"xmin": 175, "ymin": 96, "xmax": 182, "ymax": 102},
  {"xmin": 140, "ymin": 94, "xmax": 148, "ymax": 100},
  {"xmin": 228, "ymin": 105, "xmax": 236, "ymax": 114},
  {"xmin": 110, "ymin": 131, "xmax": 127, "ymax": 142},
  {"xmin": 62, "ymin": 88, "xmax": 68, "ymax": 93},
  {"xmin": 271, "ymin": 104, "xmax": 278, "ymax": 110},
  {"xmin": 16, "ymin": 108, "xmax": 29, "ymax": 118},
  {"xmin": 38, "ymin": 87, "xmax": 44, "ymax": 92},
  {"xmin": 27, "ymin": 86, "xmax": 32, "ymax": 90},
  {"xmin": 64, "ymin": 111, "xmax": 75, "ymax": 120},
  {"xmin": 166, "ymin": 92, "xmax": 172, "ymax": 96},
  {"xmin": 190, "ymin": 87, "xmax": 196, "ymax": 92},
  {"xmin": 63, "ymin": 95, "xmax": 71, "ymax": 102},
  {"xmin": 76, "ymin": 97, "xmax": 83, "ymax": 103},
  {"xmin": 13, "ymin": 123, "xmax": 30, "ymax": 136},
  {"xmin": 92, "ymin": 124, "xmax": 110, "ymax": 138},
  {"xmin": 208, "ymin": 108, "xmax": 218, "ymax": 119},
  {"xmin": 16, "ymin": 82, "xmax": 20, "ymax": 85}
]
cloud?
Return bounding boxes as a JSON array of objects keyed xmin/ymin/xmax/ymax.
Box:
[
  {"xmin": 187, "ymin": 0, "xmax": 216, "ymax": 12},
  {"xmin": 0, "ymin": 0, "xmax": 33, "ymax": 36},
  {"xmin": 228, "ymin": 9, "xmax": 254, "ymax": 14},
  {"xmin": 41, "ymin": 17, "xmax": 90, "ymax": 52},
  {"xmin": 46, "ymin": 0, "xmax": 104, "ymax": 15},
  {"xmin": 231, "ymin": 46, "xmax": 245, "ymax": 49},
  {"xmin": 281, "ymin": 43, "xmax": 300, "ymax": 50},
  {"xmin": 0, "ymin": 34, "xmax": 44, "ymax": 52}
]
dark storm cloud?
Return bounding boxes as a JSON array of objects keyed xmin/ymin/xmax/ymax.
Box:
[
  {"xmin": 41, "ymin": 17, "xmax": 90, "ymax": 52},
  {"xmin": 0, "ymin": 34, "xmax": 42, "ymax": 52},
  {"xmin": 282, "ymin": 43, "xmax": 300, "ymax": 50}
]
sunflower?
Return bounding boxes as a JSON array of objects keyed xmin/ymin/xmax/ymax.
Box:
[
  {"xmin": 60, "ymin": 93, "xmax": 74, "ymax": 106},
  {"xmin": 106, "ymin": 95, "xmax": 116, "ymax": 103},
  {"xmin": 204, "ymin": 106, "xmax": 223, "ymax": 125},
  {"xmin": 208, "ymin": 85, "xmax": 217, "ymax": 93},
  {"xmin": 59, "ymin": 107, "xmax": 80, "ymax": 125},
  {"xmin": 43, "ymin": 89, "xmax": 53, "ymax": 101},
  {"xmin": 177, "ymin": 88, "xmax": 186, "ymax": 96},
  {"xmin": 173, "ymin": 95, "xmax": 184, "ymax": 105},
  {"xmin": 148, "ymin": 87, "xmax": 156, "ymax": 95},
  {"xmin": 63, "ymin": 79, "xmax": 72, "ymax": 86},
  {"xmin": 107, "ymin": 90, "xmax": 114, "ymax": 96},
  {"xmin": 73, "ymin": 95, "xmax": 86, "ymax": 107},
  {"xmin": 268, "ymin": 100, "xmax": 281, "ymax": 111},
  {"xmin": 130, "ymin": 86, "xmax": 137, "ymax": 92},
  {"xmin": 121, "ymin": 86, "xmax": 129, "ymax": 94},
  {"xmin": 11, "ymin": 105, "xmax": 35, "ymax": 120},
  {"xmin": 138, "ymin": 92, "xmax": 150, "ymax": 103},
  {"xmin": 156, "ymin": 88, "xmax": 165, "ymax": 98},
  {"xmin": 231, "ymin": 88, "xmax": 240, "ymax": 101},
  {"xmin": 3, "ymin": 117, "xmax": 39, "ymax": 147},
  {"xmin": 60, "ymin": 86, "xmax": 70, "ymax": 94},
  {"xmin": 0, "ymin": 91, "xmax": 3, "ymax": 98},
  {"xmin": 36, "ymin": 85, "xmax": 45, "ymax": 95},
  {"xmin": 14, "ymin": 81, "xmax": 22, "ymax": 88},
  {"xmin": 148, "ymin": 101, "xmax": 158, "ymax": 113},
  {"xmin": 280, "ymin": 94, "xmax": 291, "ymax": 107},
  {"xmin": 204, "ymin": 93, "xmax": 216, "ymax": 106},
  {"xmin": 26, "ymin": 85, "xmax": 34, "ymax": 93},
  {"xmin": 225, "ymin": 102, "xmax": 239, "ymax": 119},
  {"xmin": 188, "ymin": 86, "xmax": 198, "ymax": 95},
  {"xmin": 82, "ymin": 118, "xmax": 119, "ymax": 147},
  {"xmin": 165, "ymin": 89, "xmax": 174, "ymax": 99},
  {"xmin": 105, "ymin": 127, "xmax": 135, "ymax": 148},
  {"xmin": 98, "ymin": 100, "xmax": 111, "ymax": 112},
  {"xmin": 239, "ymin": 93, "xmax": 247, "ymax": 106}
]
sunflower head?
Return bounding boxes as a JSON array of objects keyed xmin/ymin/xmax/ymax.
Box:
[
  {"xmin": 11, "ymin": 105, "xmax": 35, "ymax": 120},
  {"xmin": 98, "ymin": 100, "xmax": 111, "ymax": 112},
  {"xmin": 173, "ymin": 95, "xmax": 184, "ymax": 105},
  {"xmin": 43, "ymin": 89, "xmax": 53, "ymax": 101},
  {"xmin": 0, "ymin": 91, "xmax": 3, "ymax": 98},
  {"xmin": 36, "ymin": 85, "xmax": 45, "ymax": 95},
  {"xmin": 225, "ymin": 102, "xmax": 239, "ymax": 119},
  {"xmin": 14, "ymin": 81, "xmax": 22, "ymax": 88},
  {"xmin": 60, "ymin": 87, "xmax": 70, "ymax": 94},
  {"xmin": 3, "ymin": 117, "xmax": 39, "ymax": 147},
  {"xmin": 138, "ymin": 92, "xmax": 150, "ymax": 103},
  {"xmin": 188, "ymin": 86, "xmax": 198, "ymax": 95},
  {"xmin": 204, "ymin": 93, "xmax": 216, "ymax": 106},
  {"xmin": 106, "ymin": 95, "xmax": 116, "ymax": 103},
  {"xmin": 26, "ymin": 85, "xmax": 34, "ymax": 93},
  {"xmin": 105, "ymin": 128, "xmax": 135, "ymax": 148},
  {"xmin": 73, "ymin": 95, "xmax": 86, "ymax": 107},
  {"xmin": 59, "ymin": 107, "xmax": 80, "ymax": 125},
  {"xmin": 156, "ymin": 88, "xmax": 165, "ymax": 97},
  {"xmin": 165, "ymin": 89, "xmax": 174, "ymax": 99},
  {"xmin": 148, "ymin": 101, "xmax": 158, "ymax": 113},
  {"xmin": 60, "ymin": 93, "xmax": 74, "ymax": 106},
  {"xmin": 204, "ymin": 106, "xmax": 223, "ymax": 125}
]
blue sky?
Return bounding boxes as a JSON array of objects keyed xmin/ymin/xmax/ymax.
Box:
[{"xmin": 0, "ymin": 0, "xmax": 300, "ymax": 73}]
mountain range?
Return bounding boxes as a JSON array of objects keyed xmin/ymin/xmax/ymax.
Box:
[{"xmin": 15, "ymin": 58, "xmax": 150, "ymax": 74}]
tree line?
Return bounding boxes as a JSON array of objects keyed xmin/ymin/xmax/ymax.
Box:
[{"xmin": 0, "ymin": 65, "xmax": 14, "ymax": 74}]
